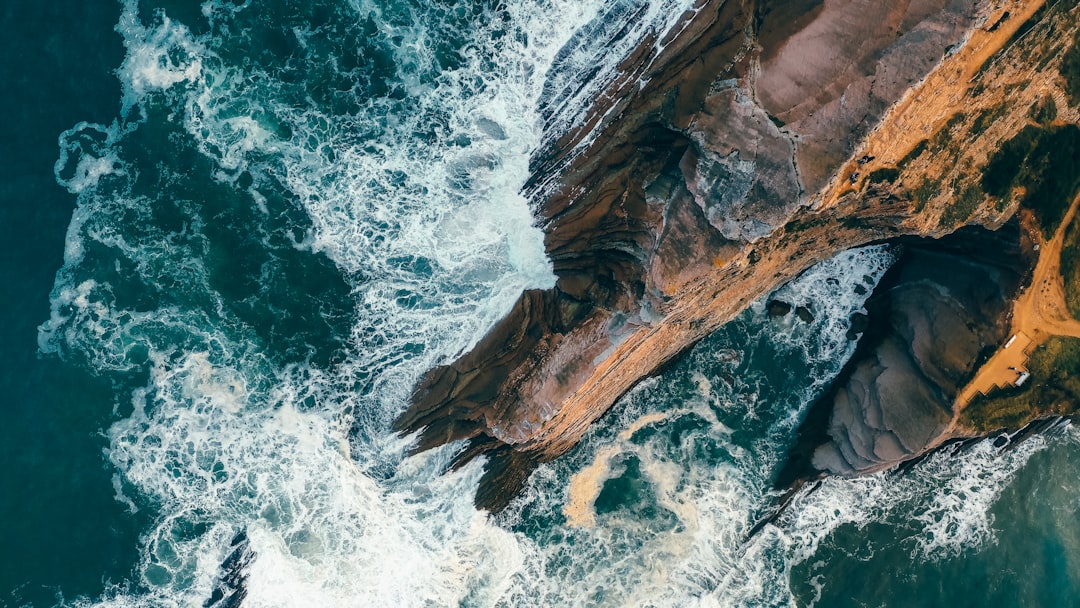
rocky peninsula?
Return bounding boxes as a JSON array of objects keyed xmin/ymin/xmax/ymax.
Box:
[{"xmin": 396, "ymin": 0, "xmax": 1080, "ymax": 510}]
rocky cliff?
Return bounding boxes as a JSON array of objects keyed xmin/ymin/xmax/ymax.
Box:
[{"xmin": 395, "ymin": 0, "xmax": 1080, "ymax": 510}]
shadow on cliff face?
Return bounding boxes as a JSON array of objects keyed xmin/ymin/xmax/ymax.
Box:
[{"xmin": 777, "ymin": 221, "xmax": 1031, "ymax": 488}]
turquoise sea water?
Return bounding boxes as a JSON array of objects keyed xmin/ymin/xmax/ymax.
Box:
[
  {"xmin": 0, "ymin": 3, "xmax": 147, "ymax": 604},
  {"xmin": 2, "ymin": 1, "xmax": 1078, "ymax": 606}
]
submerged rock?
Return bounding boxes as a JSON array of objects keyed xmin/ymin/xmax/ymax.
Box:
[
  {"xmin": 204, "ymin": 531, "xmax": 254, "ymax": 608},
  {"xmin": 767, "ymin": 299, "xmax": 793, "ymax": 317},
  {"xmin": 846, "ymin": 311, "xmax": 870, "ymax": 340},
  {"xmin": 795, "ymin": 305, "xmax": 815, "ymax": 324}
]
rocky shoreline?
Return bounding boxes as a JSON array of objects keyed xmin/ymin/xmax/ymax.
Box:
[{"xmin": 395, "ymin": 0, "xmax": 1080, "ymax": 510}]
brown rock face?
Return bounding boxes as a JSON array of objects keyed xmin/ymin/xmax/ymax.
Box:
[
  {"xmin": 395, "ymin": 0, "xmax": 1080, "ymax": 510},
  {"xmin": 755, "ymin": 0, "xmax": 975, "ymax": 192}
]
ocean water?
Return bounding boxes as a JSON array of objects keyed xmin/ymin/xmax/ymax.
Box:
[{"xmin": 2, "ymin": 1, "xmax": 1079, "ymax": 606}]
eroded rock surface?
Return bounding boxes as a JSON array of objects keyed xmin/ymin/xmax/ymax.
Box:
[{"xmin": 791, "ymin": 225, "xmax": 1028, "ymax": 479}]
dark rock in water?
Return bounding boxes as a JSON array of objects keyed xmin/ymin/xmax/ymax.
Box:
[
  {"xmin": 780, "ymin": 223, "xmax": 1027, "ymax": 484},
  {"xmin": 998, "ymin": 416, "xmax": 1073, "ymax": 454},
  {"xmin": 893, "ymin": 435, "xmax": 983, "ymax": 476},
  {"xmin": 767, "ymin": 299, "xmax": 792, "ymax": 317},
  {"xmin": 204, "ymin": 531, "xmax": 254, "ymax": 608},
  {"xmin": 795, "ymin": 305, "xmax": 814, "ymax": 323},
  {"xmin": 846, "ymin": 311, "xmax": 870, "ymax": 340},
  {"xmin": 895, "ymin": 416, "xmax": 1073, "ymax": 479},
  {"xmin": 745, "ymin": 479, "xmax": 823, "ymax": 542}
]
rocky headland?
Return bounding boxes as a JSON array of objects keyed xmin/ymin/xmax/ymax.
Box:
[{"xmin": 395, "ymin": 0, "xmax": 1080, "ymax": 510}]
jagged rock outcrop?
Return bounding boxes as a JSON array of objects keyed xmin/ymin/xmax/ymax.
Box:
[
  {"xmin": 204, "ymin": 531, "xmax": 253, "ymax": 608},
  {"xmin": 395, "ymin": 0, "xmax": 1080, "ymax": 510}
]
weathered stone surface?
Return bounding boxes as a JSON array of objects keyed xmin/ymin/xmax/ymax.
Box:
[
  {"xmin": 756, "ymin": 0, "xmax": 976, "ymax": 192},
  {"xmin": 395, "ymin": 0, "xmax": 1080, "ymax": 510}
]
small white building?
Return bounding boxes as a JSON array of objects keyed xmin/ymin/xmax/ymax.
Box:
[{"xmin": 1015, "ymin": 371, "xmax": 1031, "ymax": 387}]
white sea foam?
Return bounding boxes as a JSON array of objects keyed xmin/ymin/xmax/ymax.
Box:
[
  {"xmin": 755, "ymin": 245, "xmax": 896, "ymax": 361},
  {"xmin": 488, "ymin": 242, "xmax": 1061, "ymax": 608},
  {"xmin": 96, "ymin": 350, "xmax": 523, "ymax": 606},
  {"xmin": 491, "ymin": 245, "xmax": 898, "ymax": 607},
  {"xmin": 116, "ymin": 4, "xmax": 206, "ymax": 113},
  {"xmin": 767, "ymin": 433, "xmax": 1051, "ymax": 586}
]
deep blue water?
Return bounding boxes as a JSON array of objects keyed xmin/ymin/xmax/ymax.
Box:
[
  {"xmin": 0, "ymin": 3, "xmax": 147, "ymax": 604},
  {"xmin": 1, "ymin": 1, "xmax": 1078, "ymax": 606}
]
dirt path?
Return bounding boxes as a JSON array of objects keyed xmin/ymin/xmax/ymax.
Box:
[{"xmin": 954, "ymin": 192, "xmax": 1080, "ymax": 410}]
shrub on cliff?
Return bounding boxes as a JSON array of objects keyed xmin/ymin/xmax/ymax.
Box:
[
  {"xmin": 1062, "ymin": 31, "xmax": 1080, "ymax": 107},
  {"xmin": 982, "ymin": 125, "xmax": 1080, "ymax": 238}
]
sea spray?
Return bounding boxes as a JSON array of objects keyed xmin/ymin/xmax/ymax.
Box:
[{"xmin": 495, "ymin": 246, "xmax": 898, "ymax": 606}]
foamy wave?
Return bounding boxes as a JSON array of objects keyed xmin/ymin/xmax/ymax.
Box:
[
  {"xmin": 97, "ymin": 350, "xmax": 523, "ymax": 606},
  {"xmin": 492, "ymin": 245, "xmax": 897, "ymax": 607},
  {"xmin": 116, "ymin": 1, "xmax": 206, "ymax": 112},
  {"xmin": 753, "ymin": 244, "xmax": 897, "ymax": 365},
  {"xmin": 769, "ymin": 434, "xmax": 1054, "ymax": 574},
  {"xmin": 55, "ymin": 122, "xmax": 127, "ymax": 195}
]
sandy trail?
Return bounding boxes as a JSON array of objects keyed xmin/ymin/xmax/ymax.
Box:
[{"xmin": 955, "ymin": 191, "xmax": 1080, "ymax": 410}]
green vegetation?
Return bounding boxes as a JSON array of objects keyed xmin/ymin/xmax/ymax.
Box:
[
  {"xmin": 982, "ymin": 125, "xmax": 1040, "ymax": 196},
  {"xmin": 866, "ymin": 167, "xmax": 900, "ymax": 185},
  {"xmin": 930, "ymin": 112, "xmax": 966, "ymax": 152},
  {"xmin": 962, "ymin": 337, "xmax": 1080, "ymax": 432},
  {"xmin": 938, "ymin": 185, "xmax": 983, "ymax": 227},
  {"xmin": 898, "ymin": 139, "xmax": 929, "ymax": 169},
  {"xmin": 973, "ymin": 103, "xmax": 1009, "ymax": 136},
  {"xmin": 1063, "ymin": 211, "xmax": 1080, "ymax": 320},
  {"xmin": 1063, "ymin": 31, "xmax": 1080, "ymax": 107},
  {"xmin": 1029, "ymin": 96, "xmax": 1058, "ymax": 125},
  {"xmin": 981, "ymin": 124, "xmax": 1080, "ymax": 238},
  {"xmin": 911, "ymin": 178, "xmax": 937, "ymax": 213},
  {"xmin": 783, "ymin": 215, "xmax": 829, "ymax": 234},
  {"xmin": 974, "ymin": 55, "xmax": 997, "ymax": 83}
]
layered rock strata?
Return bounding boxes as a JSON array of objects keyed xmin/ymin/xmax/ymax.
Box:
[{"xmin": 395, "ymin": 0, "xmax": 1080, "ymax": 509}]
